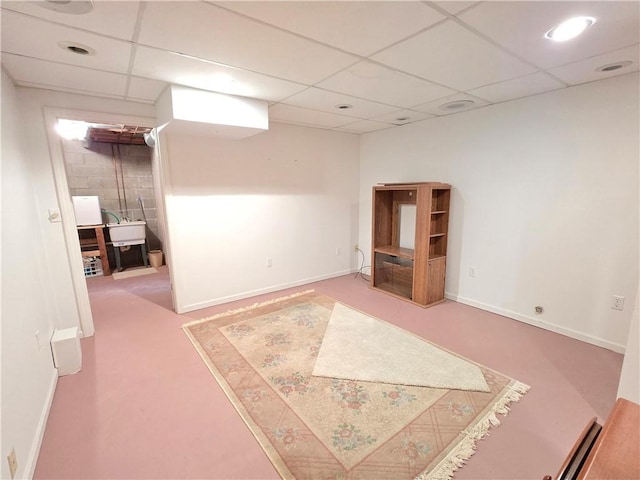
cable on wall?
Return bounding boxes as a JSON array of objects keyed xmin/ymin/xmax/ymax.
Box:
[{"xmin": 353, "ymin": 247, "xmax": 370, "ymax": 283}]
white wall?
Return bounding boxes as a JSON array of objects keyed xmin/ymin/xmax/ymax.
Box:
[
  {"xmin": 16, "ymin": 88, "xmax": 156, "ymax": 332},
  {"xmin": 160, "ymin": 122, "xmax": 360, "ymax": 312},
  {"xmin": 1, "ymin": 82, "xmax": 156, "ymax": 477},
  {"xmin": 360, "ymin": 73, "xmax": 639, "ymax": 352},
  {"xmin": 617, "ymin": 157, "xmax": 640, "ymax": 402},
  {"xmin": 618, "ymin": 289, "xmax": 639, "ymax": 402},
  {"xmin": 1, "ymin": 70, "xmax": 59, "ymax": 479}
]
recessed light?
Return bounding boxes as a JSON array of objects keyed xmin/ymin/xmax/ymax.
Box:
[
  {"xmin": 545, "ymin": 16, "xmax": 596, "ymax": 42},
  {"xmin": 68, "ymin": 45, "xmax": 90, "ymax": 55},
  {"xmin": 58, "ymin": 41, "xmax": 95, "ymax": 56},
  {"xmin": 596, "ymin": 61, "xmax": 632, "ymax": 72},
  {"xmin": 439, "ymin": 100, "xmax": 475, "ymax": 111},
  {"xmin": 38, "ymin": 0, "xmax": 94, "ymax": 15},
  {"xmin": 335, "ymin": 104, "xmax": 353, "ymax": 110}
]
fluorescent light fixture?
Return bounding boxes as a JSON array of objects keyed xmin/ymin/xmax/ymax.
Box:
[
  {"xmin": 545, "ymin": 16, "xmax": 596, "ymax": 41},
  {"xmin": 56, "ymin": 119, "xmax": 89, "ymax": 140}
]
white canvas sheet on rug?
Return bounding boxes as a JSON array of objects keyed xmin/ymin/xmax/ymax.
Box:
[{"xmin": 312, "ymin": 303, "xmax": 490, "ymax": 392}]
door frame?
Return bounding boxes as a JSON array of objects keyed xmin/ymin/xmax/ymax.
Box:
[{"xmin": 43, "ymin": 107, "xmax": 161, "ymax": 336}]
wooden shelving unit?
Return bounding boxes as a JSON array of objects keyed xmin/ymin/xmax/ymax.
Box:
[
  {"xmin": 371, "ymin": 182, "xmax": 451, "ymax": 307},
  {"xmin": 77, "ymin": 225, "xmax": 111, "ymax": 276}
]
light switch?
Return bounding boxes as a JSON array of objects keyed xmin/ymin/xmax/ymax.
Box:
[{"xmin": 48, "ymin": 208, "xmax": 62, "ymax": 222}]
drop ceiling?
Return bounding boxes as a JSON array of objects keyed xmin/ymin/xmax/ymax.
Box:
[{"xmin": 1, "ymin": 1, "xmax": 638, "ymax": 134}]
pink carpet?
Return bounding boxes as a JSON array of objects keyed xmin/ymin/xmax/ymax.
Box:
[{"xmin": 34, "ymin": 267, "xmax": 623, "ymax": 479}]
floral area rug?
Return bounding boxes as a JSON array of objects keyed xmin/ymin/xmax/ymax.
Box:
[{"xmin": 182, "ymin": 291, "xmax": 529, "ymax": 480}]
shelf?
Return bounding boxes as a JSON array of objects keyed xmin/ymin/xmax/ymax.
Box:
[
  {"xmin": 374, "ymin": 245, "xmax": 415, "ymax": 259},
  {"xmin": 431, "ymin": 189, "xmax": 449, "ymax": 212},
  {"xmin": 374, "ymin": 281, "xmax": 413, "ymax": 299},
  {"xmin": 77, "ymin": 225, "xmax": 111, "ymax": 276},
  {"xmin": 372, "ymin": 183, "xmax": 450, "ymax": 308},
  {"xmin": 374, "ymin": 256, "xmax": 414, "ymax": 299},
  {"xmin": 79, "ymin": 239, "xmax": 98, "ymax": 247}
]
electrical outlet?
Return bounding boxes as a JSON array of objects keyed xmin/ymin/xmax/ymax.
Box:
[
  {"xmin": 535, "ymin": 306, "xmax": 544, "ymax": 315},
  {"xmin": 35, "ymin": 330, "xmax": 41, "ymax": 350},
  {"xmin": 469, "ymin": 266, "xmax": 476, "ymax": 278},
  {"xmin": 7, "ymin": 448, "xmax": 17, "ymax": 479},
  {"xmin": 335, "ymin": 247, "xmax": 341, "ymax": 256},
  {"xmin": 612, "ymin": 295, "xmax": 625, "ymax": 311},
  {"xmin": 354, "ymin": 244, "xmax": 359, "ymax": 252},
  {"xmin": 266, "ymin": 257, "xmax": 272, "ymax": 268}
]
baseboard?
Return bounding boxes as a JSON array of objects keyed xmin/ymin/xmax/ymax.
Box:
[
  {"xmin": 178, "ymin": 269, "xmax": 355, "ymax": 314},
  {"xmin": 24, "ymin": 367, "xmax": 58, "ymax": 479},
  {"xmin": 445, "ymin": 292, "xmax": 626, "ymax": 354}
]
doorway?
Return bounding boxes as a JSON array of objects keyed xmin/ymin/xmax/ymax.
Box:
[
  {"xmin": 62, "ymin": 123, "xmax": 162, "ymax": 271},
  {"xmin": 44, "ymin": 107, "xmax": 174, "ymax": 337}
]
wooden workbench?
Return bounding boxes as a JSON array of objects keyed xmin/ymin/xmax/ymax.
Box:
[{"xmin": 77, "ymin": 225, "xmax": 111, "ymax": 276}]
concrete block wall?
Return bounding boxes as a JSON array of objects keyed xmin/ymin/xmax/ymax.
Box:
[{"xmin": 62, "ymin": 139, "xmax": 159, "ymax": 241}]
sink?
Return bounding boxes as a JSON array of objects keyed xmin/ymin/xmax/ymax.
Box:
[{"xmin": 107, "ymin": 221, "xmax": 146, "ymax": 246}]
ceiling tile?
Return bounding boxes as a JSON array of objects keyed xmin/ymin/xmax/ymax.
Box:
[
  {"xmin": 412, "ymin": 92, "xmax": 490, "ymax": 116},
  {"xmin": 468, "ymin": 72, "xmax": 566, "ymax": 103},
  {"xmin": 1, "ymin": 1, "xmax": 140, "ymax": 41},
  {"xmin": 2, "ymin": 53, "xmax": 127, "ymax": 97},
  {"xmin": 282, "ymin": 87, "xmax": 399, "ymax": 119},
  {"xmin": 127, "ymin": 76, "xmax": 169, "ymax": 103},
  {"xmin": 132, "ymin": 46, "xmax": 308, "ymax": 102},
  {"xmin": 369, "ymin": 109, "xmax": 436, "ymax": 125},
  {"xmin": 269, "ymin": 104, "xmax": 355, "ymax": 128},
  {"xmin": 137, "ymin": 1, "xmax": 358, "ymax": 85},
  {"xmin": 1, "ymin": 0, "xmax": 636, "ymax": 134},
  {"xmin": 547, "ymin": 44, "xmax": 640, "ymax": 86},
  {"xmin": 1, "ymin": 10, "xmax": 132, "ymax": 73},
  {"xmin": 317, "ymin": 61, "xmax": 456, "ymax": 108},
  {"xmin": 215, "ymin": 1, "xmax": 446, "ymax": 56},
  {"xmin": 372, "ymin": 20, "xmax": 537, "ymax": 91},
  {"xmin": 434, "ymin": 1, "xmax": 479, "ymax": 16},
  {"xmin": 460, "ymin": 1, "xmax": 640, "ymax": 69},
  {"xmin": 337, "ymin": 119, "xmax": 394, "ymax": 133}
]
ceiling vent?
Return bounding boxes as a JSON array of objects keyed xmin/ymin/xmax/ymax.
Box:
[
  {"xmin": 439, "ymin": 100, "xmax": 475, "ymax": 112},
  {"xmin": 596, "ymin": 61, "xmax": 632, "ymax": 72}
]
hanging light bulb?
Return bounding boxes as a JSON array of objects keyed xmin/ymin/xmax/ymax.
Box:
[{"xmin": 56, "ymin": 119, "xmax": 89, "ymax": 140}]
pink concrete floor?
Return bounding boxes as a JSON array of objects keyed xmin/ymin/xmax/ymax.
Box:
[{"xmin": 34, "ymin": 267, "xmax": 623, "ymax": 479}]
